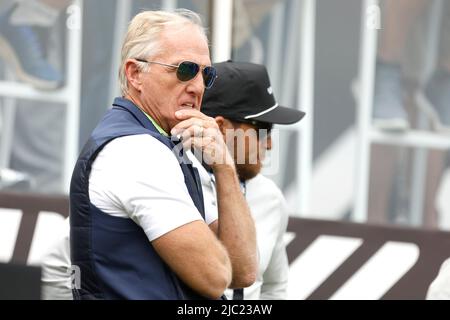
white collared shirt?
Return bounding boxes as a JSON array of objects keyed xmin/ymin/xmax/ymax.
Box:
[{"xmin": 189, "ymin": 154, "xmax": 289, "ymax": 300}]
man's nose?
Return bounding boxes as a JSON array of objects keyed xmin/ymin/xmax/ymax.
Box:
[{"xmin": 186, "ymin": 72, "xmax": 205, "ymax": 96}]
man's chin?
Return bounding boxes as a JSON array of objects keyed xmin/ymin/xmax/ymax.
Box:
[{"xmin": 235, "ymin": 163, "xmax": 261, "ymax": 181}]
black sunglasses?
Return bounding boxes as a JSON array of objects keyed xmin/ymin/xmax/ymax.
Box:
[{"xmin": 135, "ymin": 59, "xmax": 217, "ymax": 89}]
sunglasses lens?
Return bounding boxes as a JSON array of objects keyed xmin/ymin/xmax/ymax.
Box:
[
  {"xmin": 177, "ymin": 62, "xmax": 217, "ymax": 89},
  {"xmin": 203, "ymin": 66, "xmax": 217, "ymax": 89},
  {"xmin": 177, "ymin": 61, "xmax": 199, "ymax": 81}
]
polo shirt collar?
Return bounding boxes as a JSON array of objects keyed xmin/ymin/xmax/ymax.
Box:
[{"xmin": 112, "ymin": 97, "xmax": 169, "ymax": 137}]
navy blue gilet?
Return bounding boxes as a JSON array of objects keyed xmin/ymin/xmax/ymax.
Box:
[{"xmin": 70, "ymin": 97, "xmax": 207, "ymax": 300}]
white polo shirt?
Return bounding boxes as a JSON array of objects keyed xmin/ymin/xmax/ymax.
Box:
[
  {"xmin": 89, "ymin": 134, "xmax": 217, "ymax": 241},
  {"xmin": 41, "ymin": 135, "xmax": 218, "ymax": 299},
  {"xmin": 189, "ymin": 154, "xmax": 289, "ymax": 300}
]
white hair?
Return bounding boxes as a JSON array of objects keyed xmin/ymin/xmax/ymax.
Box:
[{"xmin": 119, "ymin": 9, "xmax": 208, "ymax": 95}]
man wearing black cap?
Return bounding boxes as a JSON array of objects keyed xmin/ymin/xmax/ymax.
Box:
[{"xmin": 196, "ymin": 61, "xmax": 305, "ymax": 299}]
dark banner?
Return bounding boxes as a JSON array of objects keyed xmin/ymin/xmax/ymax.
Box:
[{"xmin": 1, "ymin": 192, "xmax": 450, "ymax": 300}]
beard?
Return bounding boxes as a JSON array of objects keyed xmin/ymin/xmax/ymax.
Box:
[
  {"xmin": 230, "ymin": 132, "xmax": 265, "ymax": 181},
  {"xmin": 235, "ymin": 162, "xmax": 262, "ymax": 181}
]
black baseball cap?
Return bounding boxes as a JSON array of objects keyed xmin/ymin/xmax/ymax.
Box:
[{"xmin": 201, "ymin": 61, "xmax": 305, "ymax": 125}]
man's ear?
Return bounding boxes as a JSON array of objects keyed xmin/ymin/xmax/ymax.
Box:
[
  {"xmin": 214, "ymin": 116, "xmax": 234, "ymax": 136},
  {"xmin": 124, "ymin": 60, "xmax": 142, "ymax": 92}
]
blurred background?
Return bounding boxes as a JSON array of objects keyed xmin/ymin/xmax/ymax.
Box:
[{"xmin": 1, "ymin": 0, "xmax": 450, "ymax": 299}]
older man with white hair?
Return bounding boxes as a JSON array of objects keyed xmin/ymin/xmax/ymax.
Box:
[{"xmin": 69, "ymin": 9, "xmax": 257, "ymax": 300}]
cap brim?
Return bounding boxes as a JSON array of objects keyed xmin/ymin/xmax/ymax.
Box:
[{"xmin": 250, "ymin": 105, "xmax": 306, "ymax": 124}]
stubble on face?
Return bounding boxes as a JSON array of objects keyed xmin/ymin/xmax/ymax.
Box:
[{"xmin": 229, "ymin": 124, "xmax": 264, "ymax": 181}]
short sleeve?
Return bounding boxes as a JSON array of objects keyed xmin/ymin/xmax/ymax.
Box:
[{"xmin": 89, "ymin": 134, "xmax": 203, "ymax": 241}]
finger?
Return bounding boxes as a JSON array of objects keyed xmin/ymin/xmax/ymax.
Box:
[
  {"xmin": 179, "ymin": 126, "xmax": 195, "ymax": 141},
  {"xmin": 182, "ymin": 135, "xmax": 215, "ymax": 150},
  {"xmin": 193, "ymin": 125, "xmax": 204, "ymax": 138},
  {"xmin": 179, "ymin": 136, "xmax": 208, "ymax": 151},
  {"xmin": 172, "ymin": 119, "xmax": 218, "ymax": 137},
  {"xmin": 175, "ymin": 109, "xmax": 211, "ymax": 121},
  {"xmin": 171, "ymin": 118, "xmax": 205, "ymax": 135},
  {"xmin": 193, "ymin": 135, "xmax": 214, "ymax": 148},
  {"xmin": 174, "ymin": 125, "xmax": 203, "ymax": 139}
]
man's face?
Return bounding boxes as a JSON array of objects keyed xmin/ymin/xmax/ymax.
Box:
[
  {"xmin": 227, "ymin": 122, "xmax": 273, "ymax": 181},
  {"xmin": 139, "ymin": 25, "xmax": 211, "ymax": 132}
]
